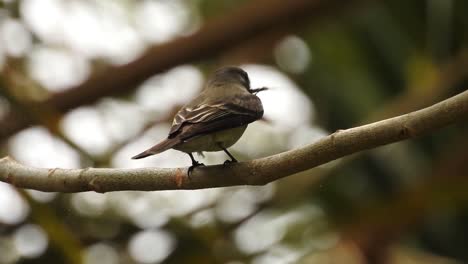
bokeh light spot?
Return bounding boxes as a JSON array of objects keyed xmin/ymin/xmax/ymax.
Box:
[
  {"xmin": 274, "ymin": 35, "xmax": 311, "ymax": 74},
  {"xmin": 13, "ymin": 224, "xmax": 48, "ymax": 258},
  {"xmin": 84, "ymin": 243, "xmax": 119, "ymax": 264},
  {"xmin": 135, "ymin": 0, "xmax": 191, "ymax": 43},
  {"xmin": 27, "ymin": 46, "xmax": 90, "ymax": 91},
  {"xmin": 62, "ymin": 107, "xmax": 114, "ymax": 157},
  {"xmin": 0, "ymin": 183, "xmax": 29, "ymax": 225},
  {"xmin": 26, "ymin": 190, "xmax": 57, "ymax": 203},
  {"xmin": 135, "ymin": 65, "xmax": 203, "ymax": 113},
  {"xmin": 71, "ymin": 192, "xmax": 108, "ymax": 217},
  {"xmin": 9, "ymin": 127, "xmax": 81, "ymax": 168},
  {"xmin": 128, "ymin": 229, "xmax": 176, "ymax": 264},
  {"xmin": 0, "ymin": 18, "xmax": 32, "ymax": 57},
  {"xmin": 234, "ymin": 210, "xmax": 287, "ymax": 254}
]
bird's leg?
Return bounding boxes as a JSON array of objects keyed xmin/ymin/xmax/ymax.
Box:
[
  {"xmin": 188, "ymin": 153, "xmax": 204, "ymax": 176},
  {"xmin": 217, "ymin": 144, "xmax": 238, "ymax": 165}
]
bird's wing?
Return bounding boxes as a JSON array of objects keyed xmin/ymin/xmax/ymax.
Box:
[{"xmin": 168, "ymin": 94, "xmax": 263, "ymax": 140}]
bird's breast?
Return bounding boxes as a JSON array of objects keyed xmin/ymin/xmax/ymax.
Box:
[{"xmin": 174, "ymin": 125, "xmax": 247, "ymax": 153}]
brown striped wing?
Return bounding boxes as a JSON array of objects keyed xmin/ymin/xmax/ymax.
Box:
[{"xmin": 168, "ymin": 94, "xmax": 263, "ymax": 140}]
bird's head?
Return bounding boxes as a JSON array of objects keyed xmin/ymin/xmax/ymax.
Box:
[{"xmin": 209, "ymin": 66, "xmax": 268, "ymax": 94}]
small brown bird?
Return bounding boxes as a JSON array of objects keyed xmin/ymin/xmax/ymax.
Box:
[{"xmin": 132, "ymin": 66, "xmax": 267, "ymax": 169}]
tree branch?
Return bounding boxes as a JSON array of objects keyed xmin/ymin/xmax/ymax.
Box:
[{"xmin": 1, "ymin": 90, "xmax": 467, "ymax": 193}]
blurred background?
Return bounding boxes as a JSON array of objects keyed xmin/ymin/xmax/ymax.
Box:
[{"xmin": 0, "ymin": 0, "xmax": 468, "ymax": 263}]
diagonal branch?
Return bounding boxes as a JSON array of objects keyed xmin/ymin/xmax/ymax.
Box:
[
  {"xmin": 0, "ymin": 90, "xmax": 467, "ymax": 193},
  {"xmin": 0, "ymin": 91, "xmax": 468, "ymax": 192}
]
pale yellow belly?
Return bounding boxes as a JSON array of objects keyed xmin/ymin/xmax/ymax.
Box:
[{"xmin": 173, "ymin": 125, "xmax": 247, "ymax": 153}]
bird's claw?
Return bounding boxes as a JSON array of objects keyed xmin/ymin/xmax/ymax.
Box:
[
  {"xmin": 223, "ymin": 159, "xmax": 237, "ymax": 165},
  {"xmin": 188, "ymin": 162, "xmax": 205, "ymax": 177}
]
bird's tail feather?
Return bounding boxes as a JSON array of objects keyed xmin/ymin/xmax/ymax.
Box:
[{"xmin": 132, "ymin": 138, "xmax": 179, "ymax": 159}]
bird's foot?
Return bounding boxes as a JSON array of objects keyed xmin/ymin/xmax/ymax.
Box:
[
  {"xmin": 218, "ymin": 144, "xmax": 238, "ymax": 165},
  {"xmin": 223, "ymin": 159, "xmax": 238, "ymax": 165},
  {"xmin": 188, "ymin": 161, "xmax": 205, "ymax": 177}
]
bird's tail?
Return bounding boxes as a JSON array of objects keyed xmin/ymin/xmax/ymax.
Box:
[{"xmin": 132, "ymin": 138, "xmax": 179, "ymax": 159}]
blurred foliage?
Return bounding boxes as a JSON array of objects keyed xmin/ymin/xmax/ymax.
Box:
[{"xmin": 1, "ymin": 0, "xmax": 468, "ymax": 263}]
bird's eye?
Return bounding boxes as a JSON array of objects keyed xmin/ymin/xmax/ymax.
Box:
[{"xmin": 238, "ymin": 73, "xmax": 250, "ymax": 88}]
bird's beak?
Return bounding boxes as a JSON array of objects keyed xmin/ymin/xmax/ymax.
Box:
[{"xmin": 249, "ymin": 87, "xmax": 268, "ymax": 94}]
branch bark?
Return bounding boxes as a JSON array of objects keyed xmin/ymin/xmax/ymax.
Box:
[
  {"xmin": 1, "ymin": 90, "xmax": 467, "ymax": 193},
  {"xmin": 0, "ymin": 0, "xmax": 364, "ymax": 140}
]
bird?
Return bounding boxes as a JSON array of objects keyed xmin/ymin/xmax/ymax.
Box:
[{"xmin": 132, "ymin": 66, "xmax": 267, "ymax": 171}]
